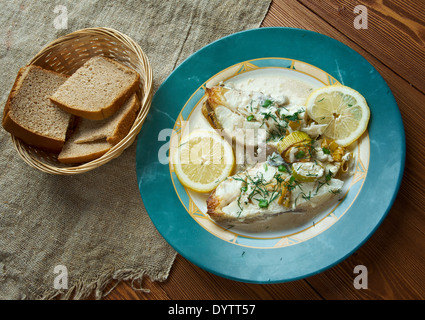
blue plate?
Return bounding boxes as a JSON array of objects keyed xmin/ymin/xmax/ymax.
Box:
[{"xmin": 136, "ymin": 27, "xmax": 405, "ymax": 283}]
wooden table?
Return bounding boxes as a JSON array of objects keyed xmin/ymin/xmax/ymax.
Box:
[{"xmin": 104, "ymin": 0, "xmax": 425, "ymax": 300}]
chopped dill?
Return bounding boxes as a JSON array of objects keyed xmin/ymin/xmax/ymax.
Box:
[
  {"xmin": 262, "ymin": 99, "xmax": 273, "ymax": 108},
  {"xmin": 322, "ymin": 147, "xmax": 331, "ymax": 154},
  {"xmin": 329, "ymin": 189, "xmax": 341, "ymax": 195},
  {"xmin": 301, "ymin": 191, "xmax": 312, "ymax": 201},
  {"xmin": 281, "ymin": 108, "xmax": 305, "ymax": 123},
  {"xmin": 232, "ymin": 175, "xmax": 246, "ymax": 182}
]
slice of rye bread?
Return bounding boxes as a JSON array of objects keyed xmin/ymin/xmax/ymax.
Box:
[
  {"xmin": 57, "ymin": 93, "xmax": 140, "ymax": 163},
  {"xmin": 2, "ymin": 65, "xmax": 72, "ymax": 153},
  {"xmin": 74, "ymin": 93, "xmax": 140, "ymax": 145},
  {"xmin": 57, "ymin": 137, "xmax": 112, "ymax": 164},
  {"xmin": 49, "ymin": 56, "xmax": 140, "ymax": 120}
]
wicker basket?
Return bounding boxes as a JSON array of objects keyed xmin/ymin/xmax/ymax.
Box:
[{"xmin": 9, "ymin": 27, "xmax": 153, "ymax": 174}]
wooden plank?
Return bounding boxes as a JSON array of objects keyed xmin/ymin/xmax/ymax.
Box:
[
  {"xmin": 105, "ymin": 278, "xmax": 172, "ymax": 300},
  {"xmin": 298, "ymin": 0, "xmax": 425, "ymax": 93},
  {"xmin": 307, "ymin": 197, "xmax": 425, "ymax": 299},
  {"xmin": 262, "ymin": 0, "xmax": 425, "ymax": 299},
  {"xmin": 89, "ymin": 276, "xmax": 171, "ymax": 300},
  {"xmin": 148, "ymin": 254, "xmax": 323, "ymax": 300}
]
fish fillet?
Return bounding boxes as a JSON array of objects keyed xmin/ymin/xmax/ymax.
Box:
[{"xmin": 206, "ymin": 162, "xmax": 343, "ymax": 223}]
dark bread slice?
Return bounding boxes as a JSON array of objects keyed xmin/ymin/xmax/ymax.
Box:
[
  {"xmin": 74, "ymin": 94, "xmax": 140, "ymax": 145},
  {"xmin": 57, "ymin": 93, "xmax": 140, "ymax": 163},
  {"xmin": 57, "ymin": 136, "xmax": 112, "ymax": 164},
  {"xmin": 49, "ymin": 56, "xmax": 140, "ymax": 120},
  {"xmin": 2, "ymin": 65, "xmax": 72, "ymax": 153}
]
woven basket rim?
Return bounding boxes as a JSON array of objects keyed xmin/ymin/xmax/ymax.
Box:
[{"xmin": 10, "ymin": 27, "xmax": 153, "ymax": 175}]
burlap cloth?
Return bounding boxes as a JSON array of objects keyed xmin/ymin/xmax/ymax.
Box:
[{"xmin": 0, "ymin": 0, "xmax": 271, "ymax": 299}]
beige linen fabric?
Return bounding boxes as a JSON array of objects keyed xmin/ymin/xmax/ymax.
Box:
[{"xmin": 0, "ymin": 0, "xmax": 271, "ymax": 299}]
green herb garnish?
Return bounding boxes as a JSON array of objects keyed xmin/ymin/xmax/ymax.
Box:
[
  {"xmin": 322, "ymin": 147, "xmax": 331, "ymax": 154},
  {"xmin": 258, "ymin": 199, "xmax": 269, "ymax": 208},
  {"xmin": 278, "ymin": 165, "xmax": 287, "ymax": 172},
  {"xmin": 295, "ymin": 150, "xmax": 306, "ymax": 159},
  {"xmin": 325, "ymin": 171, "xmax": 333, "ymax": 181},
  {"xmin": 262, "ymin": 99, "xmax": 273, "ymax": 108}
]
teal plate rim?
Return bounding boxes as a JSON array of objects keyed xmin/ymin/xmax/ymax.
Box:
[{"xmin": 135, "ymin": 27, "xmax": 406, "ymax": 283}]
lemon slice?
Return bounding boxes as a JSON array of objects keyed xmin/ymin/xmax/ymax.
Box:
[
  {"xmin": 292, "ymin": 162, "xmax": 324, "ymax": 182},
  {"xmin": 306, "ymin": 85, "xmax": 370, "ymax": 147},
  {"xmin": 173, "ymin": 130, "xmax": 235, "ymax": 193}
]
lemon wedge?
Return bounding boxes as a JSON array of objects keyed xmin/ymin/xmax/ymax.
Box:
[
  {"xmin": 306, "ymin": 85, "xmax": 370, "ymax": 147},
  {"xmin": 172, "ymin": 130, "xmax": 235, "ymax": 193}
]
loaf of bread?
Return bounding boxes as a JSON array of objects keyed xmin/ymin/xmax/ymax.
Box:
[
  {"xmin": 50, "ymin": 56, "xmax": 140, "ymax": 120},
  {"xmin": 57, "ymin": 93, "xmax": 140, "ymax": 163},
  {"xmin": 2, "ymin": 65, "xmax": 72, "ymax": 153}
]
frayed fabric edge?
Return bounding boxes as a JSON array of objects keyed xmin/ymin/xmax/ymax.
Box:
[{"xmin": 38, "ymin": 260, "xmax": 176, "ymax": 300}]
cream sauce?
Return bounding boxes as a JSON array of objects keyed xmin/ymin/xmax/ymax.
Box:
[{"xmin": 226, "ymin": 69, "xmax": 315, "ymax": 106}]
